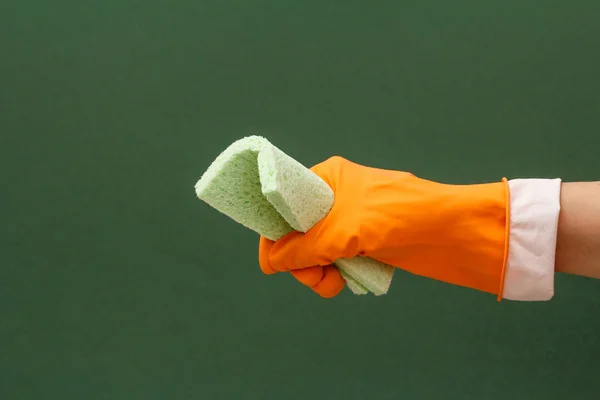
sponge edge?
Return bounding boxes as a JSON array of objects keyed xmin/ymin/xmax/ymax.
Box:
[
  {"xmin": 195, "ymin": 136, "xmax": 292, "ymax": 241},
  {"xmin": 258, "ymin": 144, "xmax": 334, "ymax": 233},
  {"xmin": 340, "ymin": 271, "xmax": 369, "ymax": 295},
  {"xmin": 335, "ymin": 257, "xmax": 394, "ymax": 296},
  {"xmin": 195, "ymin": 135, "xmax": 395, "ymax": 296}
]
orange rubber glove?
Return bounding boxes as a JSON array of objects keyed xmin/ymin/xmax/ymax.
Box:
[{"xmin": 259, "ymin": 156, "xmax": 511, "ymax": 299}]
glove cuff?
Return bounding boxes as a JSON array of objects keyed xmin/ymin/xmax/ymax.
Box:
[{"xmin": 500, "ymin": 178, "xmax": 562, "ymax": 301}]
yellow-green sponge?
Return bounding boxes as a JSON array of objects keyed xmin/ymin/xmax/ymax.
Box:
[{"xmin": 195, "ymin": 135, "xmax": 394, "ymax": 295}]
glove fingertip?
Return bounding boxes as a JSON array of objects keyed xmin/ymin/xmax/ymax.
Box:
[
  {"xmin": 258, "ymin": 236, "xmax": 277, "ymax": 274},
  {"xmin": 312, "ymin": 265, "xmax": 345, "ymax": 298}
]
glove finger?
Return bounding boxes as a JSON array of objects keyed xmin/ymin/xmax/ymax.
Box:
[
  {"xmin": 308, "ymin": 156, "xmax": 348, "ymax": 189},
  {"xmin": 311, "ymin": 265, "xmax": 345, "ymax": 298},
  {"xmin": 258, "ymin": 236, "xmax": 277, "ymax": 275},
  {"xmin": 291, "ymin": 265, "xmax": 345, "ymax": 298},
  {"xmin": 290, "ymin": 266, "xmax": 324, "ymax": 287},
  {"xmin": 290, "ymin": 265, "xmax": 346, "ymax": 298},
  {"xmin": 268, "ymin": 223, "xmax": 351, "ymax": 271}
]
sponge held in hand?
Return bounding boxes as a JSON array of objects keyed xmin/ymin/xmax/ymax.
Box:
[{"xmin": 195, "ymin": 135, "xmax": 394, "ymax": 295}]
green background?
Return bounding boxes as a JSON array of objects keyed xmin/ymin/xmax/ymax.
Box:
[{"xmin": 2, "ymin": 1, "xmax": 600, "ymax": 398}]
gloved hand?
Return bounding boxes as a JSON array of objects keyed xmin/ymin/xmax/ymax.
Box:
[{"xmin": 259, "ymin": 156, "xmax": 510, "ymax": 299}]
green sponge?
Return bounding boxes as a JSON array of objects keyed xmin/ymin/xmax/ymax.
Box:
[{"xmin": 195, "ymin": 135, "xmax": 394, "ymax": 295}]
